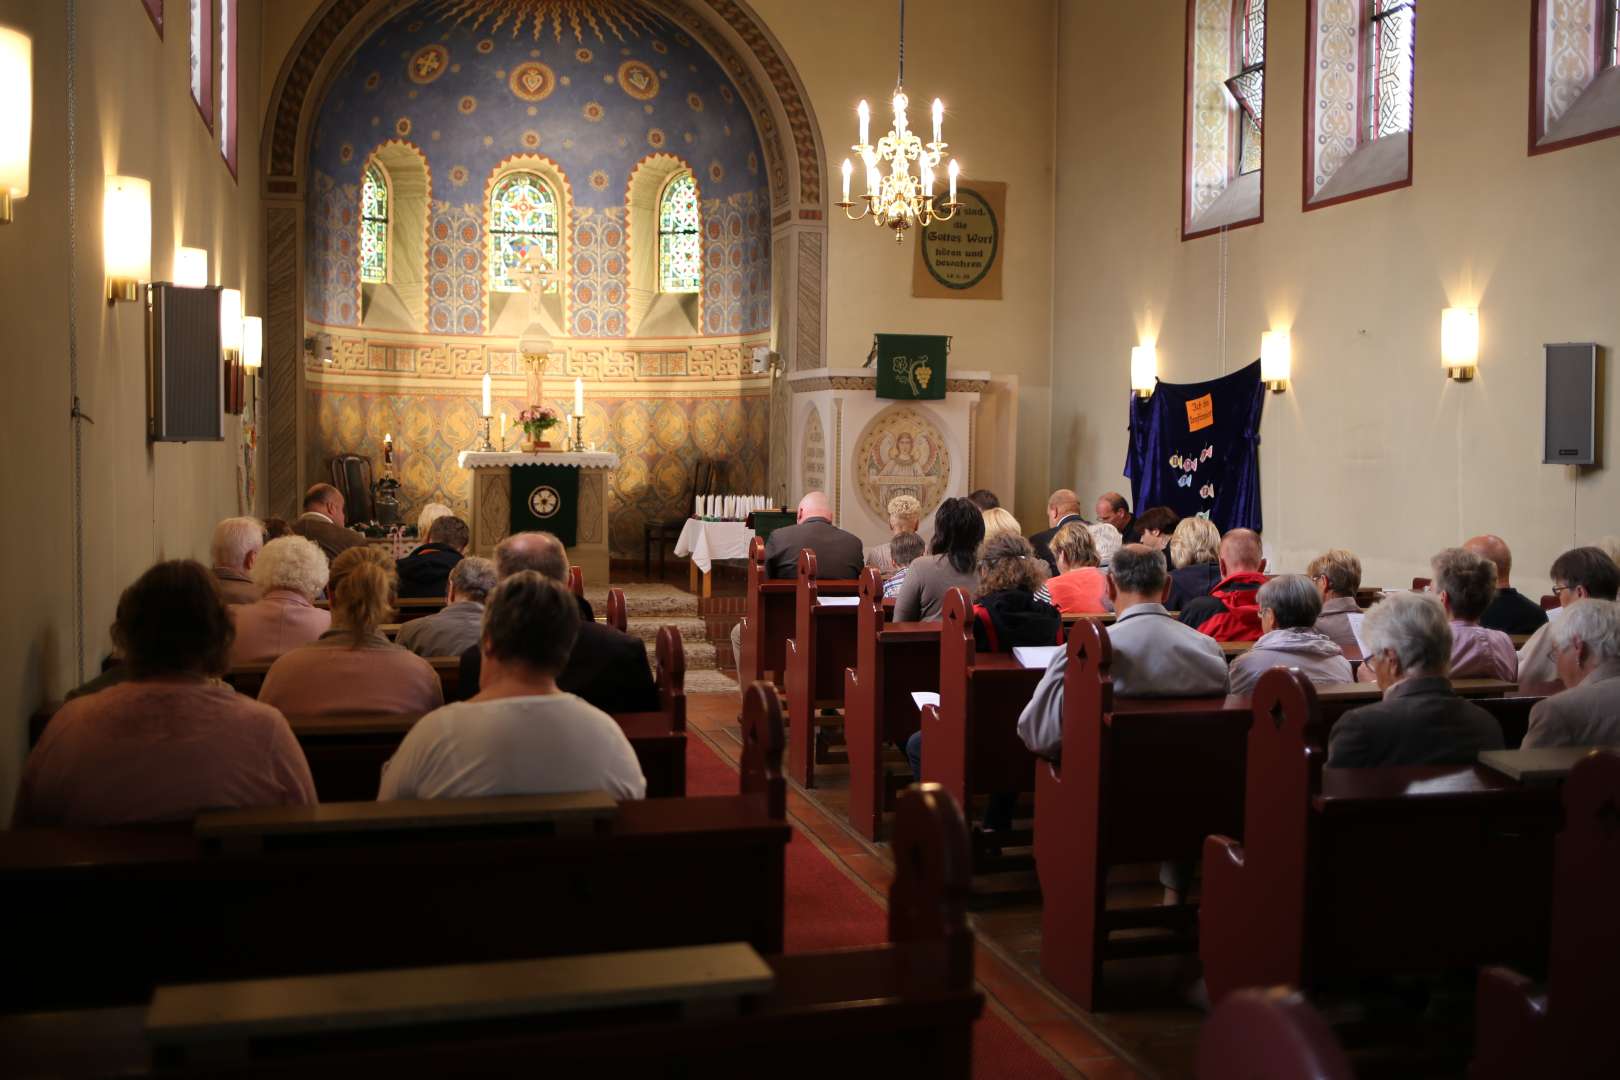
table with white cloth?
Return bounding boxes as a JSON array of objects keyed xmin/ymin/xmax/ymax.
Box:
[{"xmin": 673, "ymin": 518, "xmax": 754, "ymax": 597}]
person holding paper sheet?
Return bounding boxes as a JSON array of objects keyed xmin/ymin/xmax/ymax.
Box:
[
  {"xmin": 1516, "ymin": 546, "xmax": 1620, "ymax": 685},
  {"xmin": 1520, "ymin": 598, "xmax": 1620, "ymax": 749},
  {"xmin": 1308, "ymin": 548, "xmax": 1364, "ymax": 652},
  {"xmin": 1017, "ymin": 545, "xmax": 1229, "ymax": 760}
]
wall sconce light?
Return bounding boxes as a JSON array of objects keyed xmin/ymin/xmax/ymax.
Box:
[
  {"xmin": 174, "ymin": 246, "xmax": 209, "ymax": 287},
  {"xmin": 103, "ymin": 175, "xmax": 151, "ymax": 302},
  {"xmin": 1260, "ymin": 330, "xmax": 1291, "ymax": 393},
  {"xmin": 0, "ymin": 26, "xmax": 31, "ymax": 224},
  {"xmin": 242, "ymin": 315, "xmax": 262, "ymax": 370},
  {"xmin": 1441, "ymin": 307, "xmax": 1478, "ymax": 381},
  {"xmin": 1130, "ymin": 345, "xmax": 1156, "ymax": 399},
  {"xmin": 219, "ymin": 288, "xmax": 243, "ymax": 355}
]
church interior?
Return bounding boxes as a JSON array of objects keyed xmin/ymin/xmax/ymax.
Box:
[{"xmin": 2, "ymin": 0, "xmax": 1619, "ymax": 1076}]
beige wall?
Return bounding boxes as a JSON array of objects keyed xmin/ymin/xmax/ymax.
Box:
[
  {"xmin": 0, "ymin": 0, "xmax": 265, "ymax": 821},
  {"xmin": 1052, "ymin": 0, "xmax": 1620, "ymax": 596},
  {"xmin": 750, "ymin": 0, "xmax": 1057, "ymax": 530}
]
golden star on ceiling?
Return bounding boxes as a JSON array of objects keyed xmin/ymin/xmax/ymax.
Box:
[{"xmin": 426, "ymin": 0, "xmax": 664, "ymax": 42}]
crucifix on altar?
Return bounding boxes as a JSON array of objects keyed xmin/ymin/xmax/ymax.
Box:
[{"xmin": 517, "ymin": 246, "xmax": 557, "ymax": 407}]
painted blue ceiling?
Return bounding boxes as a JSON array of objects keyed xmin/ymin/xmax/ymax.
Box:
[{"xmin": 309, "ymin": 0, "xmax": 768, "ymax": 208}]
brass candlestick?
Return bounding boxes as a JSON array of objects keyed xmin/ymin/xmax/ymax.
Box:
[
  {"xmin": 476, "ymin": 415, "xmax": 495, "ymax": 452},
  {"xmin": 569, "ymin": 414, "xmax": 586, "ymax": 453}
]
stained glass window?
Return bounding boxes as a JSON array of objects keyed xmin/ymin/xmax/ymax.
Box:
[
  {"xmin": 1226, "ymin": 0, "xmax": 1265, "ymax": 175},
  {"xmin": 658, "ymin": 172, "xmax": 701, "ymax": 294},
  {"xmin": 489, "ymin": 172, "xmax": 560, "ymax": 293},
  {"xmin": 1367, "ymin": 1, "xmax": 1416, "ymax": 140},
  {"xmin": 188, "ymin": 0, "xmax": 212, "ymax": 128},
  {"xmin": 360, "ymin": 163, "xmax": 388, "ymax": 284}
]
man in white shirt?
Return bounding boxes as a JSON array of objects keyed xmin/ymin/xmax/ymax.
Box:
[
  {"xmin": 379, "ymin": 571, "xmax": 646, "ymax": 802},
  {"xmin": 1018, "ymin": 544, "xmax": 1229, "ymax": 759}
]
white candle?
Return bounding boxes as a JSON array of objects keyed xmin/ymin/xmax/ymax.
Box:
[
  {"xmin": 948, "ymin": 159, "xmax": 959, "ymax": 204},
  {"xmin": 866, "ymin": 162, "xmax": 880, "ymax": 198},
  {"xmin": 921, "ymin": 159, "xmax": 934, "ymax": 198},
  {"xmin": 499, "ymin": 412, "xmax": 507, "ymax": 438},
  {"xmin": 931, "ymin": 98, "xmax": 943, "ymax": 144},
  {"xmin": 481, "ymin": 372, "xmax": 491, "ymax": 416},
  {"xmin": 574, "ymin": 376, "xmax": 584, "ymax": 418},
  {"xmin": 695, "ymin": 496, "xmax": 702, "ymax": 517},
  {"xmin": 840, "ymin": 159, "xmax": 852, "ymax": 203},
  {"xmin": 857, "ymin": 99, "xmax": 870, "ymax": 146}
]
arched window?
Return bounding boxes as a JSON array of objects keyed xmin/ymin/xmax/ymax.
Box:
[
  {"xmin": 658, "ymin": 172, "xmax": 702, "ymax": 294},
  {"xmin": 1607, "ymin": 0, "xmax": 1619, "ymax": 70},
  {"xmin": 1366, "ymin": 2, "xmax": 1415, "ymax": 141},
  {"xmin": 359, "ymin": 162, "xmax": 389, "ymax": 284},
  {"xmin": 489, "ymin": 172, "xmax": 560, "ymax": 293},
  {"xmin": 1226, "ymin": 0, "xmax": 1265, "ymax": 175}
]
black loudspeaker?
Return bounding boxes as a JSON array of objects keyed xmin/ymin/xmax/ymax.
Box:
[
  {"xmin": 146, "ymin": 284, "xmax": 224, "ymax": 442},
  {"xmin": 1543, "ymin": 343, "xmax": 1600, "ymax": 466}
]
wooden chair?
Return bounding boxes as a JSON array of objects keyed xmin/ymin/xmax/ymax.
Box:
[
  {"xmin": 1201, "ymin": 667, "xmax": 1561, "ymax": 1005},
  {"xmin": 0, "ymin": 677, "xmax": 790, "ymax": 1014},
  {"xmin": 916, "ymin": 587, "xmax": 1044, "ymax": 867},
  {"xmin": 1197, "ymin": 987, "xmax": 1356, "ymax": 1080},
  {"xmin": 783, "ymin": 549, "xmax": 868, "ymax": 787},
  {"xmin": 1472, "ymin": 749, "xmax": 1620, "ymax": 1080},
  {"xmin": 0, "ymin": 782, "xmax": 979, "ymax": 1080},
  {"xmin": 844, "ymin": 567, "xmax": 941, "ymax": 840},
  {"xmin": 1035, "ymin": 618, "xmax": 1247, "ymax": 1010},
  {"xmin": 644, "ymin": 458, "xmax": 725, "ymax": 577},
  {"xmin": 329, "ymin": 454, "xmax": 376, "ymax": 525}
]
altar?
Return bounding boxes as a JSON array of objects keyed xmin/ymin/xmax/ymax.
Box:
[{"xmin": 458, "ymin": 450, "xmax": 620, "ymax": 588}]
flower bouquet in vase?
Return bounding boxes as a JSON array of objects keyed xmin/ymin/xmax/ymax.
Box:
[{"xmin": 519, "ymin": 405, "xmax": 561, "ymax": 451}]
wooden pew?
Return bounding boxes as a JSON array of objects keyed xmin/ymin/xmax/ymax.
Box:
[
  {"xmin": 1200, "ymin": 668, "xmax": 1561, "ymax": 1005},
  {"xmin": 737, "ymin": 536, "xmax": 795, "ymax": 689},
  {"xmin": 783, "ymin": 549, "xmax": 871, "ymax": 787},
  {"xmin": 568, "ymin": 564, "xmax": 584, "ymax": 598},
  {"xmin": 916, "ymin": 588, "xmax": 1043, "ymax": 864},
  {"xmin": 0, "ymin": 781, "xmax": 980, "ymax": 1080},
  {"xmin": 0, "ymin": 680, "xmax": 790, "ymax": 1014},
  {"xmin": 1471, "ymin": 749, "xmax": 1620, "ymax": 1080},
  {"xmin": 605, "ymin": 586, "xmax": 627, "ymax": 632},
  {"xmin": 224, "ymin": 654, "xmax": 463, "ymax": 700},
  {"xmin": 844, "ymin": 568, "xmax": 942, "ymax": 840},
  {"xmin": 286, "ymin": 626, "xmax": 690, "ymax": 801},
  {"xmin": 1035, "ymin": 619, "xmax": 1249, "ymax": 1011},
  {"xmin": 392, "ymin": 596, "xmax": 446, "ymax": 623}
]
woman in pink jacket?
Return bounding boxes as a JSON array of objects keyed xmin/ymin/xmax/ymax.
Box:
[{"xmin": 228, "ymin": 535, "xmax": 332, "ymax": 665}]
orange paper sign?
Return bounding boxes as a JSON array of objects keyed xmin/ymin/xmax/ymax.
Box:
[{"xmin": 1185, "ymin": 393, "xmax": 1215, "ymax": 432}]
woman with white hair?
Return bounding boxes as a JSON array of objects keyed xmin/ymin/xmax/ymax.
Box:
[
  {"xmin": 228, "ymin": 536, "xmax": 332, "ymax": 665},
  {"xmin": 1227, "ymin": 575, "xmax": 1353, "ymax": 696},
  {"xmin": 1521, "ymin": 598, "xmax": 1620, "ymax": 749},
  {"xmin": 1326, "ymin": 592, "xmax": 1503, "ymax": 767},
  {"xmin": 416, "ymin": 502, "xmax": 454, "ymax": 537},
  {"xmin": 1086, "ymin": 522, "xmax": 1123, "ymax": 569},
  {"xmin": 865, "ymin": 494, "xmax": 923, "ymax": 578}
]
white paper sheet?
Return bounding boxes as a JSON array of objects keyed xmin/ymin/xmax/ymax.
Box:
[
  {"xmin": 1347, "ymin": 612, "xmax": 1370, "ymax": 657},
  {"xmin": 911, "ymin": 691, "xmax": 941, "ymax": 711},
  {"xmin": 817, "ymin": 596, "xmax": 860, "ymax": 607},
  {"xmin": 1012, "ymin": 645, "xmax": 1063, "ymax": 670}
]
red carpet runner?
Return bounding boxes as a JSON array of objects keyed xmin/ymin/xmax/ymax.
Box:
[{"xmin": 685, "ymin": 732, "xmax": 1068, "ymax": 1078}]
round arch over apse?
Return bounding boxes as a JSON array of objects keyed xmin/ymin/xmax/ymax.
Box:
[{"xmin": 260, "ymin": 0, "xmax": 828, "ymax": 519}]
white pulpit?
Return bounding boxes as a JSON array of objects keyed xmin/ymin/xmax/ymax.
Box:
[
  {"xmin": 786, "ymin": 367, "xmax": 991, "ymax": 550},
  {"xmin": 458, "ymin": 450, "xmax": 619, "ymax": 587}
]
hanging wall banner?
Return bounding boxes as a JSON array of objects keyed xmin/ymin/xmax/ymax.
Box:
[
  {"xmin": 874, "ymin": 334, "xmax": 949, "ymax": 400},
  {"xmin": 911, "ymin": 179, "xmax": 1006, "ymax": 300},
  {"xmin": 1124, "ymin": 360, "xmax": 1266, "ymax": 533},
  {"xmin": 509, "ymin": 464, "xmax": 581, "ymax": 547}
]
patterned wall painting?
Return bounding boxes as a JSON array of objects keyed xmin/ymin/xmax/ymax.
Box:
[
  {"xmin": 852, "ymin": 406, "xmax": 952, "ymax": 523},
  {"xmin": 303, "ymin": 0, "xmax": 776, "ymax": 554}
]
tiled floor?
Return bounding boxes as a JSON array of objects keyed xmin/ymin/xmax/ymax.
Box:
[{"xmin": 687, "ymin": 692, "xmax": 1180, "ymax": 1079}]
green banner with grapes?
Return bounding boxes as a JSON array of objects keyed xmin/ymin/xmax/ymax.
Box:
[{"xmin": 874, "ymin": 334, "xmax": 949, "ymax": 400}]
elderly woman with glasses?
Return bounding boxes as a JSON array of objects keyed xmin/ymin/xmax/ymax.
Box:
[{"xmin": 1226, "ymin": 575, "xmax": 1354, "ymax": 696}]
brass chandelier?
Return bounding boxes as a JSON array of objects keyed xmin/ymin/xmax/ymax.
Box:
[{"xmin": 836, "ymin": 0, "xmax": 961, "ymax": 242}]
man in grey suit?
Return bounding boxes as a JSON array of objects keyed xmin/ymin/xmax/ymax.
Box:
[
  {"xmin": 292, "ymin": 483, "xmax": 365, "ymax": 562},
  {"xmin": 1327, "ymin": 591, "xmax": 1503, "ymax": 767},
  {"xmin": 1018, "ymin": 544, "xmax": 1229, "ymax": 759},
  {"xmin": 730, "ymin": 491, "xmax": 864, "ymax": 665},
  {"xmin": 1522, "ymin": 599, "xmax": 1620, "ymax": 749}
]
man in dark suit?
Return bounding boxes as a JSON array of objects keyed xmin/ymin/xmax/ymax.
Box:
[
  {"xmin": 292, "ymin": 483, "xmax": 366, "ymax": 561},
  {"xmin": 457, "ymin": 531, "xmax": 657, "ymax": 712},
  {"xmin": 730, "ymin": 492, "xmax": 863, "ymax": 664},
  {"xmin": 1327, "ymin": 592, "xmax": 1503, "ymax": 767},
  {"xmin": 1465, "ymin": 534, "xmax": 1549, "ymax": 636},
  {"xmin": 762, "ymin": 491, "xmax": 864, "ymax": 580},
  {"xmin": 1028, "ymin": 489, "xmax": 1087, "ymax": 574}
]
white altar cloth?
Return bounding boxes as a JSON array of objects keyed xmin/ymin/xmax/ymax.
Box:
[
  {"xmin": 457, "ymin": 450, "xmax": 620, "ymax": 469},
  {"xmin": 673, "ymin": 518, "xmax": 753, "ymax": 574}
]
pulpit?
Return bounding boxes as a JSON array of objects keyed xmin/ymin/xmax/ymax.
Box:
[
  {"xmin": 458, "ymin": 450, "xmax": 619, "ymax": 587},
  {"xmin": 786, "ymin": 366, "xmax": 993, "ymax": 550}
]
